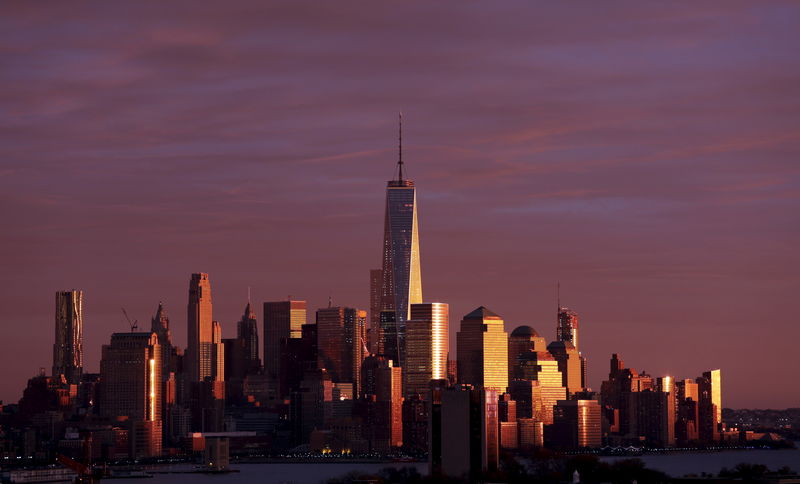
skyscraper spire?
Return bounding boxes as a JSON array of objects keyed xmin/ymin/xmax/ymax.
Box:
[{"xmin": 397, "ymin": 111, "xmax": 404, "ymax": 182}]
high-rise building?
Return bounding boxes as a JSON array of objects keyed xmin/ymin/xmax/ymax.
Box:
[
  {"xmin": 379, "ymin": 118, "xmax": 423, "ymax": 368},
  {"xmin": 675, "ymin": 379, "xmax": 700, "ymax": 444},
  {"xmin": 557, "ymin": 306, "xmax": 579, "ymax": 350},
  {"xmin": 456, "ymin": 307, "xmax": 508, "ymax": 392},
  {"xmin": 405, "ymin": 302, "xmax": 449, "ymax": 397},
  {"xmin": 508, "ymin": 326, "xmax": 547, "ymax": 381},
  {"xmin": 509, "ymin": 352, "xmax": 566, "ymax": 425},
  {"xmin": 264, "ymin": 300, "xmax": 306, "ymax": 393},
  {"xmin": 547, "ymin": 341, "xmax": 583, "ymax": 396},
  {"xmin": 429, "ymin": 385, "xmax": 498, "ymax": 479},
  {"xmin": 53, "ymin": 290, "xmax": 83, "ymax": 385},
  {"xmin": 697, "ymin": 369, "xmax": 722, "ymax": 443},
  {"xmin": 186, "ymin": 273, "xmax": 213, "ymax": 382},
  {"xmin": 358, "ymin": 356, "xmax": 403, "ymax": 449},
  {"xmin": 99, "ymin": 332, "xmax": 162, "ymax": 457},
  {"xmin": 211, "ymin": 320, "xmax": 224, "ymax": 382},
  {"xmin": 237, "ymin": 302, "xmax": 261, "ymax": 375},
  {"xmin": 548, "ymin": 399, "xmax": 602, "ymax": 449},
  {"xmin": 369, "ymin": 269, "xmax": 383, "ymax": 354},
  {"xmin": 316, "ymin": 307, "xmax": 367, "ymax": 396}
]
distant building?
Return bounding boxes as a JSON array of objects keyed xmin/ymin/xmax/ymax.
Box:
[
  {"xmin": 405, "ymin": 302, "xmax": 449, "ymax": 398},
  {"xmin": 369, "ymin": 269, "xmax": 383, "ymax": 354},
  {"xmin": 237, "ymin": 302, "xmax": 261, "ymax": 375},
  {"xmin": 264, "ymin": 300, "xmax": 306, "ymax": 397},
  {"xmin": 99, "ymin": 332, "xmax": 162, "ymax": 457},
  {"xmin": 187, "ymin": 273, "xmax": 214, "ymax": 383},
  {"xmin": 547, "ymin": 341, "xmax": 583, "ymax": 396},
  {"xmin": 429, "ymin": 385, "xmax": 498, "ymax": 479},
  {"xmin": 379, "ymin": 135, "xmax": 423, "ymax": 368},
  {"xmin": 456, "ymin": 307, "xmax": 508, "ymax": 392},
  {"xmin": 697, "ymin": 369, "xmax": 722, "ymax": 443},
  {"xmin": 510, "ymin": 351, "xmax": 566, "ymax": 425},
  {"xmin": 53, "ymin": 290, "xmax": 83, "ymax": 385},
  {"xmin": 316, "ymin": 307, "xmax": 367, "ymax": 396},
  {"xmin": 548, "ymin": 399, "xmax": 602, "ymax": 450},
  {"xmin": 508, "ymin": 325, "xmax": 547, "ymax": 381}
]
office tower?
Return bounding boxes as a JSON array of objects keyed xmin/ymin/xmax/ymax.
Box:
[
  {"xmin": 557, "ymin": 306, "xmax": 579, "ymax": 350},
  {"xmin": 697, "ymin": 369, "xmax": 722, "ymax": 443},
  {"xmin": 675, "ymin": 379, "xmax": 699, "ymax": 444},
  {"xmin": 548, "ymin": 399, "xmax": 602, "ymax": 449},
  {"xmin": 456, "ymin": 307, "xmax": 508, "ymax": 392},
  {"xmin": 517, "ymin": 417, "xmax": 544, "ymax": 450},
  {"xmin": 150, "ymin": 303, "xmax": 174, "ymax": 383},
  {"xmin": 509, "ymin": 353, "xmax": 566, "ymax": 425},
  {"xmin": 316, "ymin": 307, "xmax": 367, "ymax": 396},
  {"xmin": 53, "ymin": 290, "xmax": 83, "ymax": 385},
  {"xmin": 547, "ymin": 341, "xmax": 583, "ymax": 396},
  {"xmin": 369, "ymin": 269, "xmax": 383, "ymax": 354},
  {"xmin": 211, "ymin": 320, "xmax": 224, "ymax": 382},
  {"xmin": 99, "ymin": 332, "xmax": 162, "ymax": 457},
  {"xmin": 379, "ymin": 119, "xmax": 423, "ymax": 368},
  {"xmin": 187, "ymin": 273, "xmax": 213, "ymax": 382},
  {"xmin": 429, "ymin": 385, "xmax": 498, "ymax": 479},
  {"xmin": 237, "ymin": 302, "xmax": 261, "ymax": 374},
  {"xmin": 282, "ymin": 323, "xmax": 318, "ymax": 399},
  {"xmin": 508, "ymin": 326, "xmax": 547, "ymax": 380},
  {"xmin": 264, "ymin": 300, "xmax": 306, "ymax": 393},
  {"xmin": 358, "ymin": 357, "xmax": 403, "ymax": 449},
  {"xmin": 290, "ymin": 368, "xmax": 333, "ymax": 445},
  {"xmin": 402, "ymin": 393, "xmax": 429, "ymax": 453},
  {"xmin": 498, "ymin": 393, "xmax": 518, "ymax": 450},
  {"xmin": 405, "ymin": 302, "xmax": 449, "ymax": 397}
]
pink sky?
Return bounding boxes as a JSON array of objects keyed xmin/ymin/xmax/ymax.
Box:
[{"xmin": 1, "ymin": 1, "xmax": 798, "ymax": 408}]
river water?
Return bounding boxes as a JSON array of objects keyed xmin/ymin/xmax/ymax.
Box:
[{"xmin": 95, "ymin": 447, "xmax": 800, "ymax": 484}]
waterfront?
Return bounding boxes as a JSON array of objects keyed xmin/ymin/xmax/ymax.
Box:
[
  {"xmin": 600, "ymin": 446, "xmax": 800, "ymax": 477},
  {"xmin": 94, "ymin": 448, "xmax": 800, "ymax": 483}
]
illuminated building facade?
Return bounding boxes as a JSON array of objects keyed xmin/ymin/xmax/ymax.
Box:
[
  {"xmin": 405, "ymin": 302, "xmax": 449, "ymax": 397},
  {"xmin": 547, "ymin": 341, "xmax": 583, "ymax": 396},
  {"xmin": 456, "ymin": 307, "xmax": 508, "ymax": 392},
  {"xmin": 548, "ymin": 399, "xmax": 601, "ymax": 449},
  {"xmin": 513, "ymin": 348, "xmax": 567, "ymax": 425},
  {"xmin": 556, "ymin": 306, "xmax": 579, "ymax": 350},
  {"xmin": 187, "ymin": 273, "xmax": 213, "ymax": 382},
  {"xmin": 698, "ymin": 369, "xmax": 722, "ymax": 443},
  {"xmin": 508, "ymin": 325, "xmax": 547, "ymax": 380},
  {"xmin": 99, "ymin": 332, "xmax": 162, "ymax": 457},
  {"xmin": 379, "ymin": 126, "xmax": 423, "ymax": 367},
  {"xmin": 316, "ymin": 307, "xmax": 367, "ymax": 396},
  {"xmin": 52, "ymin": 290, "xmax": 83, "ymax": 385}
]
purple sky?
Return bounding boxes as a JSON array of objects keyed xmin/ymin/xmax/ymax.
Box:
[{"xmin": 1, "ymin": 1, "xmax": 798, "ymax": 408}]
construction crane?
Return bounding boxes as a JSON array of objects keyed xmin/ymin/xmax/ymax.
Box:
[{"xmin": 121, "ymin": 307, "xmax": 138, "ymax": 332}]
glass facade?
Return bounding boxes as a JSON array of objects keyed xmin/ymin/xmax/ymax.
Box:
[
  {"xmin": 405, "ymin": 303, "xmax": 449, "ymax": 397},
  {"xmin": 380, "ymin": 179, "xmax": 422, "ymax": 368},
  {"xmin": 456, "ymin": 307, "xmax": 508, "ymax": 393},
  {"xmin": 52, "ymin": 290, "xmax": 83, "ymax": 385}
]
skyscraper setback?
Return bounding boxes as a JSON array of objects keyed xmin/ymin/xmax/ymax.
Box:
[
  {"xmin": 186, "ymin": 273, "xmax": 213, "ymax": 382},
  {"xmin": 52, "ymin": 290, "xmax": 83, "ymax": 385},
  {"xmin": 379, "ymin": 116, "xmax": 422, "ymax": 368}
]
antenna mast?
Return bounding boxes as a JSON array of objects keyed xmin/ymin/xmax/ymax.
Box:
[{"xmin": 397, "ymin": 111, "xmax": 403, "ymax": 181}]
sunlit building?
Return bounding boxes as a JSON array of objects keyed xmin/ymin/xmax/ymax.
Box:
[
  {"xmin": 548, "ymin": 399, "xmax": 601, "ymax": 449},
  {"xmin": 508, "ymin": 325, "xmax": 547, "ymax": 381},
  {"xmin": 379, "ymin": 126, "xmax": 423, "ymax": 368},
  {"xmin": 405, "ymin": 302, "xmax": 449, "ymax": 397},
  {"xmin": 369, "ymin": 269, "xmax": 383, "ymax": 354},
  {"xmin": 547, "ymin": 341, "xmax": 583, "ymax": 396},
  {"xmin": 99, "ymin": 332, "xmax": 162, "ymax": 457},
  {"xmin": 697, "ymin": 369, "xmax": 722, "ymax": 443},
  {"xmin": 316, "ymin": 307, "xmax": 367, "ymax": 396},
  {"xmin": 511, "ymin": 350, "xmax": 566, "ymax": 425},
  {"xmin": 456, "ymin": 307, "xmax": 508, "ymax": 392},
  {"xmin": 53, "ymin": 290, "xmax": 83, "ymax": 385},
  {"xmin": 187, "ymin": 273, "xmax": 213, "ymax": 383}
]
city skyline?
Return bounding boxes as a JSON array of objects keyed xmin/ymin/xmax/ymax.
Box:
[{"xmin": 1, "ymin": 1, "xmax": 799, "ymax": 410}]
